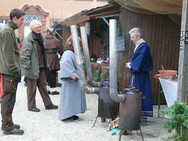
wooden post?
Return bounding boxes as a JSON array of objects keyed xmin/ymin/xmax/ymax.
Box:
[{"xmin": 177, "ymin": 0, "xmax": 188, "ymax": 103}]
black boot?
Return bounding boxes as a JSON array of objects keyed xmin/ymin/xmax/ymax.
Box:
[
  {"xmin": 46, "ymin": 104, "xmax": 58, "ymax": 110},
  {"xmin": 4, "ymin": 128, "xmax": 24, "ymax": 135}
]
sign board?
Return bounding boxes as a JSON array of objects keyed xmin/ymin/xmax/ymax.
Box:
[{"xmin": 117, "ymin": 32, "xmax": 125, "ymax": 52}]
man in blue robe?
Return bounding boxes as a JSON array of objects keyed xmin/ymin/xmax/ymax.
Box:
[{"xmin": 126, "ymin": 27, "xmax": 153, "ymax": 117}]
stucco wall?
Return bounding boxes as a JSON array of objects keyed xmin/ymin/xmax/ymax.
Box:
[
  {"xmin": 0, "ymin": 0, "xmax": 107, "ymax": 38},
  {"xmin": 0, "ymin": 0, "xmax": 107, "ymax": 24}
]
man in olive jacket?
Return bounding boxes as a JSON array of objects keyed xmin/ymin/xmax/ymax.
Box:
[{"xmin": 0, "ymin": 9, "xmax": 25, "ymax": 135}]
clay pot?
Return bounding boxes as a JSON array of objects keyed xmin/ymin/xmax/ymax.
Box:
[{"xmin": 158, "ymin": 70, "xmax": 178, "ymax": 79}]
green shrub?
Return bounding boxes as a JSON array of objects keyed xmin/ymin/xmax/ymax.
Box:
[{"xmin": 160, "ymin": 101, "xmax": 188, "ymax": 141}]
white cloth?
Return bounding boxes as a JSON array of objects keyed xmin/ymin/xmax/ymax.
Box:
[
  {"xmin": 46, "ymin": 85, "xmax": 50, "ymax": 91},
  {"xmin": 50, "ymin": 87, "xmax": 56, "ymax": 92},
  {"xmin": 134, "ymin": 38, "xmax": 145, "ymax": 52},
  {"xmin": 57, "ymin": 70, "xmax": 62, "ymax": 84},
  {"xmin": 159, "ymin": 78, "xmax": 178, "ymax": 107}
]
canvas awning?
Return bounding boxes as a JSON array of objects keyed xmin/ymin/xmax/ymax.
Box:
[
  {"xmin": 114, "ymin": 0, "xmax": 182, "ymax": 25},
  {"xmin": 115, "ymin": 0, "xmax": 182, "ymax": 15}
]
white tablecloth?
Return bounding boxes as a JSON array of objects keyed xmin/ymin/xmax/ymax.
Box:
[{"xmin": 159, "ymin": 78, "xmax": 178, "ymax": 107}]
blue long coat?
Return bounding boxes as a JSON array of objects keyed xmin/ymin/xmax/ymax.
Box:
[
  {"xmin": 129, "ymin": 42, "xmax": 153, "ymax": 116},
  {"xmin": 59, "ymin": 50, "xmax": 87, "ymax": 120}
]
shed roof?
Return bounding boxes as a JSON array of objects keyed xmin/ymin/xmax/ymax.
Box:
[
  {"xmin": 59, "ymin": 1, "xmax": 182, "ymax": 27},
  {"xmin": 59, "ymin": 3, "xmax": 121, "ymax": 27}
]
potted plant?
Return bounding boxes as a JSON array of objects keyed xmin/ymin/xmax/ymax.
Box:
[{"xmin": 160, "ymin": 101, "xmax": 188, "ymax": 141}]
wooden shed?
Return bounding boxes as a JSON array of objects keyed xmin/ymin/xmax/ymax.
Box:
[{"xmin": 59, "ymin": 2, "xmax": 182, "ymax": 104}]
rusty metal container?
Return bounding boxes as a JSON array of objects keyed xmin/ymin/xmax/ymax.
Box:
[
  {"xmin": 119, "ymin": 87, "xmax": 142, "ymax": 130},
  {"xmin": 98, "ymin": 79, "xmax": 119, "ymax": 118}
]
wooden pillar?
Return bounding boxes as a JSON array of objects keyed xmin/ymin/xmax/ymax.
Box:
[{"xmin": 177, "ymin": 0, "xmax": 188, "ymax": 103}]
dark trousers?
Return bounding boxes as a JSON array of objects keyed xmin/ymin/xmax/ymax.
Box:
[
  {"xmin": 0, "ymin": 73, "xmax": 3, "ymax": 98},
  {"xmin": 46, "ymin": 70, "xmax": 57, "ymax": 88},
  {"xmin": 27, "ymin": 68, "xmax": 52, "ymax": 109},
  {"xmin": 1, "ymin": 74, "xmax": 18, "ymax": 131}
]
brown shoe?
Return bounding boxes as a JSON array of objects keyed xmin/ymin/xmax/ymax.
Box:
[
  {"xmin": 1, "ymin": 124, "xmax": 20, "ymax": 131},
  {"xmin": 51, "ymin": 91, "xmax": 60, "ymax": 95}
]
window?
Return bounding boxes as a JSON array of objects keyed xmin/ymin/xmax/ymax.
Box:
[
  {"xmin": 0, "ymin": 19, "xmax": 8, "ymax": 24},
  {"xmin": 24, "ymin": 15, "xmax": 40, "ymax": 22}
]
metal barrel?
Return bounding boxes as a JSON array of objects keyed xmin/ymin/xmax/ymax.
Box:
[
  {"xmin": 119, "ymin": 87, "xmax": 142, "ymax": 130},
  {"xmin": 98, "ymin": 79, "xmax": 119, "ymax": 118}
]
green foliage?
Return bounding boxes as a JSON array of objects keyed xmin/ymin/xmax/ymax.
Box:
[
  {"xmin": 160, "ymin": 101, "xmax": 188, "ymax": 141},
  {"xmin": 92, "ymin": 66, "xmax": 101, "ymax": 82},
  {"xmin": 56, "ymin": 82, "xmax": 61, "ymax": 87},
  {"xmin": 92, "ymin": 65, "xmax": 109, "ymax": 82},
  {"xmin": 107, "ymin": 0, "xmax": 116, "ymax": 4},
  {"xmin": 90, "ymin": 58, "xmax": 96, "ymax": 63},
  {"xmin": 90, "ymin": 53, "xmax": 97, "ymax": 63},
  {"xmin": 117, "ymin": 20, "xmax": 122, "ymax": 37},
  {"xmin": 81, "ymin": 9, "xmax": 88, "ymax": 13},
  {"xmin": 100, "ymin": 70, "xmax": 109, "ymax": 81}
]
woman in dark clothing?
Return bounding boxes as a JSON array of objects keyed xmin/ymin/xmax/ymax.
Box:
[
  {"xmin": 44, "ymin": 28, "xmax": 63, "ymax": 95},
  {"xmin": 21, "ymin": 20, "xmax": 58, "ymax": 112}
]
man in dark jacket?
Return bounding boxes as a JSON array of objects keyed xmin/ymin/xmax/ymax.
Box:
[
  {"xmin": 44, "ymin": 28, "xmax": 63, "ymax": 95},
  {"xmin": 0, "ymin": 9, "xmax": 25, "ymax": 135}
]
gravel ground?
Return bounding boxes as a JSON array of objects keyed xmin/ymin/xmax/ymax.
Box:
[{"xmin": 0, "ymin": 79, "xmax": 175, "ymax": 141}]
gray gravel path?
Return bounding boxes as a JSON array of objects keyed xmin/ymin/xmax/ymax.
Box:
[{"xmin": 0, "ymin": 78, "xmax": 174, "ymax": 141}]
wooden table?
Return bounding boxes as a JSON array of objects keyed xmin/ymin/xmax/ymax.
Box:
[{"xmin": 153, "ymin": 75, "xmax": 163, "ymax": 117}]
